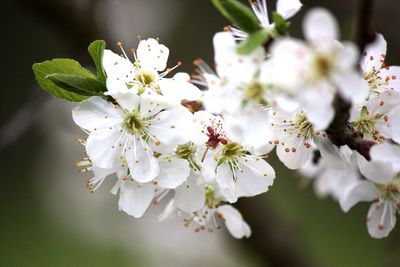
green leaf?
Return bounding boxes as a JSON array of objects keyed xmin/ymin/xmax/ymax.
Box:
[
  {"xmin": 46, "ymin": 73, "xmax": 106, "ymax": 96},
  {"xmin": 236, "ymin": 30, "xmax": 269, "ymax": 55},
  {"xmin": 88, "ymin": 40, "xmax": 107, "ymax": 83},
  {"xmin": 212, "ymin": 0, "xmax": 261, "ymax": 33},
  {"xmin": 33, "ymin": 59, "xmax": 96, "ymax": 102},
  {"xmin": 272, "ymin": 12, "xmax": 290, "ymax": 35}
]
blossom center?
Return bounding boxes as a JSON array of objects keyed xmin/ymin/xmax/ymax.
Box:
[
  {"xmin": 123, "ymin": 111, "xmax": 144, "ymax": 134},
  {"xmin": 352, "ymin": 107, "xmax": 386, "ymax": 142},
  {"xmin": 380, "ymin": 177, "xmax": 400, "ymax": 202},
  {"xmin": 294, "ymin": 113, "xmax": 314, "ymax": 139},
  {"xmin": 205, "ymin": 186, "xmax": 221, "ymax": 208},
  {"xmin": 313, "ymin": 54, "xmax": 332, "ymax": 78},
  {"xmin": 243, "ymin": 80, "xmax": 266, "ymax": 104},
  {"xmin": 135, "ymin": 70, "xmax": 156, "ymax": 86},
  {"xmin": 364, "ymin": 70, "xmax": 389, "ymax": 91},
  {"xmin": 221, "ymin": 141, "xmax": 245, "ymax": 160}
]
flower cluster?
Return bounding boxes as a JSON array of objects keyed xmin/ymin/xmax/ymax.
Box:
[
  {"xmin": 73, "ymin": 37, "xmax": 275, "ymax": 238},
  {"xmin": 32, "ymin": 0, "xmax": 400, "ymax": 239}
]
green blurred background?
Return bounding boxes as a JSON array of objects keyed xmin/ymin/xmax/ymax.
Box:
[{"xmin": 1, "ymin": 0, "xmax": 400, "ymax": 266}]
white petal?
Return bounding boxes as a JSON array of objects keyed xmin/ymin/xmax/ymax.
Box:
[
  {"xmin": 236, "ymin": 156, "xmax": 275, "ymax": 197},
  {"xmin": 377, "ymin": 66, "xmax": 400, "ymax": 92},
  {"xmin": 126, "ymin": 137, "xmax": 160, "ymax": 183},
  {"xmin": 339, "ymin": 180, "xmax": 378, "ymax": 212},
  {"xmin": 335, "ymin": 42, "xmax": 359, "ymax": 71},
  {"xmin": 367, "ymin": 201, "xmax": 396, "ymax": 239},
  {"xmin": 110, "ymin": 91, "xmax": 140, "ymax": 111},
  {"xmin": 216, "ymin": 163, "xmax": 237, "ymax": 203},
  {"xmin": 102, "ymin": 49, "xmax": 135, "ymax": 93},
  {"xmin": 217, "ymin": 205, "xmax": 251, "ymax": 239},
  {"xmin": 360, "ymin": 34, "xmax": 387, "ymax": 74},
  {"xmin": 213, "ymin": 32, "xmax": 264, "ymax": 83},
  {"xmin": 137, "ymin": 38, "xmax": 169, "ymax": 72},
  {"xmin": 198, "ymin": 147, "xmax": 219, "ymax": 183},
  {"xmin": 224, "ymin": 109, "xmax": 275, "ymax": 154},
  {"xmin": 303, "ymin": 8, "xmax": 338, "ymax": 45},
  {"xmin": 175, "ymin": 171, "xmax": 205, "ymax": 213},
  {"xmin": 334, "ymin": 72, "xmax": 369, "ymax": 104},
  {"xmin": 156, "ymin": 156, "xmax": 190, "ymax": 189},
  {"xmin": 149, "ymin": 106, "xmax": 194, "ymax": 146},
  {"xmin": 158, "ymin": 72, "xmax": 203, "ymax": 104},
  {"xmin": 118, "ymin": 180, "xmax": 154, "ymax": 218},
  {"xmin": 357, "ymin": 154, "xmax": 395, "ymax": 184},
  {"xmin": 370, "ymin": 142, "xmax": 400, "ymax": 172},
  {"xmin": 303, "ymin": 83, "xmax": 335, "ymax": 130},
  {"xmin": 388, "ymin": 107, "xmax": 400, "ymax": 145},
  {"xmin": 86, "ymin": 128, "xmax": 123, "ymax": 169},
  {"xmin": 72, "ymin": 96, "xmax": 122, "ymax": 131},
  {"xmin": 276, "ymin": 135, "xmax": 313, "ymax": 169},
  {"xmin": 276, "ymin": 0, "xmax": 302, "ymax": 20},
  {"xmin": 266, "ymin": 39, "xmax": 312, "ymax": 92}
]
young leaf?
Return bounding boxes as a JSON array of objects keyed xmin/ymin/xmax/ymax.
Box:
[
  {"xmin": 272, "ymin": 12, "xmax": 290, "ymax": 35},
  {"xmin": 32, "ymin": 58, "xmax": 96, "ymax": 102},
  {"xmin": 46, "ymin": 73, "xmax": 106, "ymax": 96},
  {"xmin": 88, "ymin": 40, "xmax": 107, "ymax": 83},
  {"xmin": 236, "ymin": 30, "xmax": 269, "ymax": 55},
  {"xmin": 212, "ymin": 0, "xmax": 261, "ymax": 33}
]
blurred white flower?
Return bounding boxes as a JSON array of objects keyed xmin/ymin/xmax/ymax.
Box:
[
  {"xmin": 340, "ymin": 143, "xmax": 400, "ymax": 238},
  {"xmin": 262, "ymin": 8, "xmax": 368, "ymax": 130}
]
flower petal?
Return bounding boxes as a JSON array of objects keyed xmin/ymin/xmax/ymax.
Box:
[
  {"xmin": 236, "ymin": 156, "xmax": 275, "ymax": 198},
  {"xmin": 158, "ymin": 72, "xmax": 203, "ymax": 104},
  {"xmin": 213, "ymin": 32, "xmax": 264, "ymax": 83},
  {"xmin": 86, "ymin": 128, "xmax": 123, "ymax": 169},
  {"xmin": 357, "ymin": 154, "xmax": 395, "ymax": 184},
  {"xmin": 118, "ymin": 180, "xmax": 154, "ymax": 218},
  {"xmin": 174, "ymin": 171, "xmax": 205, "ymax": 213},
  {"xmin": 217, "ymin": 205, "xmax": 251, "ymax": 239},
  {"xmin": 303, "ymin": 8, "xmax": 338, "ymax": 45},
  {"xmin": 72, "ymin": 96, "xmax": 122, "ymax": 131},
  {"xmin": 126, "ymin": 137, "xmax": 160, "ymax": 183},
  {"xmin": 149, "ymin": 106, "xmax": 194, "ymax": 147},
  {"xmin": 276, "ymin": 0, "xmax": 302, "ymax": 20},
  {"xmin": 276, "ymin": 135, "xmax": 313, "ymax": 169},
  {"xmin": 367, "ymin": 201, "xmax": 396, "ymax": 239},
  {"xmin": 370, "ymin": 142, "xmax": 400, "ymax": 172},
  {"xmin": 339, "ymin": 180, "xmax": 378, "ymax": 212},
  {"xmin": 137, "ymin": 38, "xmax": 169, "ymax": 72},
  {"xmin": 360, "ymin": 34, "xmax": 386, "ymax": 74},
  {"xmin": 156, "ymin": 156, "xmax": 190, "ymax": 189},
  {"xmin": 334, "ymin": 71, "xmax": 369, "ymax": 104},
  {"xmin": 102, "ymin": 49, "xmax": 136, "ymax": 94}
]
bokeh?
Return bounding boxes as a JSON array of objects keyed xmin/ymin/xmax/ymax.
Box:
[{"xmin": 1, "ymin": 0, "xmax": 400, "ymax": 266}]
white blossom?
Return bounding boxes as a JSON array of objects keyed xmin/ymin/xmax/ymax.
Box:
[
  {"xmin": 340, "ymin": 143, "xmax": 400, "ymax": 238},
  {"xmin": 262, "ymin": 8, "xmax": 368, "ymax": 130}
]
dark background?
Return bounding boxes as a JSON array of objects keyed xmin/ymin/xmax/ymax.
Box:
[{"xmin": 1, "ymin": 0, "xmax": 400, "ymax": 266}]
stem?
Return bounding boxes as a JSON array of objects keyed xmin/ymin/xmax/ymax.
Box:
[{"xmin": 326, "ymin": 0, "xmax": 376, "ymax": 160}]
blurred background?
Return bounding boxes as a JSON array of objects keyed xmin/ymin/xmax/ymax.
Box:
[{"xmin": 1, "ymin": 0, "xmax": 400, "ymax": 266}]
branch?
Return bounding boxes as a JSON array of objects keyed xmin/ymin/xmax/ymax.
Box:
[{"xmin": 326, "ymin": 0, "xmax": 376, "ymax": 160}]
